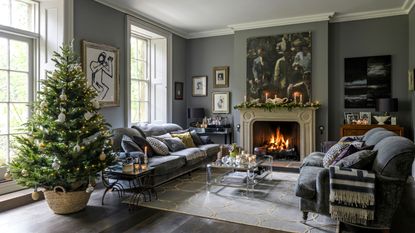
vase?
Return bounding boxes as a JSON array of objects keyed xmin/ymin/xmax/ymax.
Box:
[{"xmin": 43, "ymin": 186, "xmax": 92, "ymax": 214}]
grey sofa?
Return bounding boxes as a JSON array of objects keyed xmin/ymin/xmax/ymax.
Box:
[
  {"xmin": 295, "ymin": 127, "xmax": 415, "ymax": 229},
  {"xmin": 112, "ymin": 123, "xmax": 220, "ymax": 186}
]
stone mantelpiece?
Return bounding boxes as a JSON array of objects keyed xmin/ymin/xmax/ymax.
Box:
[{"xmin": 239, "ymin": 108, "xmax": 317, "ymax": 161}]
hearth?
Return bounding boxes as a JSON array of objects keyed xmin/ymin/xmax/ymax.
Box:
[{"xmin": 253, "ymin": 121, "xmax": 300, "ymax": 161}]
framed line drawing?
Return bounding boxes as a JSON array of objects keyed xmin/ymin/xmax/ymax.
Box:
[
  {"xmin": 212, "ymin": 92, "xmax": 230, "ymax": 114},
  {"xmin": 213, "ymin": 66, "xmax": 229, "ymax": 88},
  {"xmin": 82, "ymin": 40, "xmax": 120, "ymax": 107},
  {"xmin": 192, "ymin": 76, "xmax": 207, "ymax": 96}
]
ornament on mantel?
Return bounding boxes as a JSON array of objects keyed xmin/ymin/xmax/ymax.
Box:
[
  {"xmin": 57, "ymin": 112, "xmax": 66, "ymax": 123},
  {"xmin": 52, "ymin": 159, "xmax": 60, "ymax": 170},
  {"xmin": 92, "ymin": 99, "xmax": 100, "ymax": 109},
  {"xmin": 99, "ymin": 151, "xmax": 106, "ymax": 161},
  {"xmin": 84, "ymin": 112, "xmax": 94, "ymax": 121}
]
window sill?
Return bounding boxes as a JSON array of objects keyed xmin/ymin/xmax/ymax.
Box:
[{"xmin": 0, "ymin": 188, "xmax": 43, "ymax": 213}]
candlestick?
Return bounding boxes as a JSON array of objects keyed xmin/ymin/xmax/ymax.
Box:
[
  {"xmin": 300, "ymin": 94, "xmax": 303, "ymax": 104},
  {"xmin": 244, "ymin": 95, "xmax": 247, "ymax": 102},
  {"xmin": 144, "ymin": 146, "xmax": 148, "ymax": 155},
  {"xmin": 274, "ymin": 94, "xmax": 277, "ymax": 99},
  {"xmin": 265, "ymin": 93, "xmax": 268, "ymax": 100}
]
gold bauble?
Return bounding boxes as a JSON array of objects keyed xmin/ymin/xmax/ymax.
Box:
[
  {"xmin": 31, "ymin": 191, "xmax": 40, "ymax": 201},
  {"xmin": 99, "ymin": 151, "xmax": 106, "ymax": 161}
]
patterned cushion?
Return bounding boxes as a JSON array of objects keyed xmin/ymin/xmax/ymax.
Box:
[
  {"xmin": 161, "ymin": 137, "xmax": 186, "ymax": 152},
  {"xmin": 146, "ymin": 137, "xmax": 170, "ymax": 155},
  {"xmin": 171, "ymin": 132, "xmax": 196, "ymax": 148},
  {"xmin": 336, "ymin": 150, "xmax": 377, "ymax": 169},
  {"xmin": 121, "ymin": 135, "xmax": 143, "ymax": 152},
  {"xmin": 322, "ymin": 143, "xmax": 349, "ymax": 168}
]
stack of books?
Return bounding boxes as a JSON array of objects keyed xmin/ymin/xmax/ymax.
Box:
[{"xmin": 221, "ymin": 171, "xmax": 247, "ymax": 184}]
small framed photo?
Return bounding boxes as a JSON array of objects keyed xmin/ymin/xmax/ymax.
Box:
[
  {"xmin": 213, "ymin": 66, "xmax": 229, "ymax": 88},
  {"xmin": 192, "ymin": 76, "xmax": 207, "ymax": 96},
  {"xmin": 212, "ymin": 92, "xmax": 230, "ymax": 114},
  {"xmin": 344, "ymin": 112, "xmax": 359, "ymax": 124},
  {"xmin": 82, "ymin": 40, "xmax": 119, "ymax": 107},
  {"xmin": 359, "ymin": 112, "xmax": 371, "ymax": 125},
  {"xmin": 409, "ymin": 69, "xmax": 414, "ymax": 91},
  {"xmin": 174, "ymin": 82, "xmax": 183, "ymax": 100}
]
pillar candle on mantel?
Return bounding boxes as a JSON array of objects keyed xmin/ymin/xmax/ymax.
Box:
[{"xmin": 265, "ymin": 93, "xmax": 268, "ymax": 100}]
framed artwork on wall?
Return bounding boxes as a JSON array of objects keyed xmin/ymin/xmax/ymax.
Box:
[
  {"xmin": 212, "ymin": 92, "xmax": 230, "ymax": 114},
  {"xmin": 213, "ymin": 66, "xmax": 229, "ymax": 88},
  {"xmin": 82, "ymin": 40, "xmax": 120, "ymax": 107},
  {"xmin": 175, "ymin": 82, "xmax": 184, "ymax": 100},
  {"xmin": 192, "ymin": 76, "xmax": 207, "ymax": 96}
]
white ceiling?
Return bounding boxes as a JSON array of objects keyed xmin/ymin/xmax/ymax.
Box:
[{"xmin": 96, "ymin": 0, "xmax": 414, "ymax": 38}]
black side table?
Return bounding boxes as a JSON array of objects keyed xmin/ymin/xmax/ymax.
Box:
[
  {"xmin": 101, "ymin": 166, "xmax": 156, "ymax": 205},
  {"xmin": 195, "ymin": 128, "xmax": 232, "ymax": 144}
]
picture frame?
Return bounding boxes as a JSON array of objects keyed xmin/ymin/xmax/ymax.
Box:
[
  {"xmin": 174, "ymin": 82, "xmax": 184, "ymax": 100},
  {"xmin": 192, "ymin": 76, "xmax": 207, "ymax": 96},
  {"xmin": 344, "ymin": 112, "xmax": 359, "ymax": 124},
  {"xmin": 408, "ymin": 69, "xmax": 414, "ymax": 91},
  {"xmin": 212, "ymin": 92, "xmax": 230, "ymax": 114},
  {"xmin": 213, "ymin": 66, "xmax": 229, "ymax": 88},
  {"xmin": 359, "ymin": 112, "xmax": 372, "ymax": 125},
  {"xmin": 82, "ymin": 40, "xmax": 119, "ymax": 107}
]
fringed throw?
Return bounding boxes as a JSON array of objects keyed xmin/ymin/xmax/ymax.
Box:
[{"xmin": 329, "ymin": 166, "xmax": 375, "ymax": 225}]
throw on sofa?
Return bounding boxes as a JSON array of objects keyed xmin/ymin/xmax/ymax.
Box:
[
  {"xmin": 111, "ymin": 123, "xmax": 220, "ymax": 186},
  {"xmin": 295, "ymin": 127, "xmax": 415, "ymax": 230}
]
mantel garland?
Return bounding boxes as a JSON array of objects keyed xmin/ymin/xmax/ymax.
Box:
[{"xmin": 234, "ymin": 101, "xmax": 320, "ymax": 111}]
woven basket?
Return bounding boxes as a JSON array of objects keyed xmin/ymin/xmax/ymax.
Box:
[{"xmin": 43, "ymin": 186, "xmax": 92, "ymax": 214}]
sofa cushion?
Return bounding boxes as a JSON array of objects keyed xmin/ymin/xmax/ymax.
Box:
[
  {"xmin": 146, "ymin": 137, "xmax": 170, "ymax": 155},
  {"xmin": 364, "ymin": 130, "xmax": 397, "ymax": 146},
  {"xmin": 121, "ymin": 135, "xmax": 143, "ymax": 153},
  {"xmin": 131, "ymin": 136, "xmax": 155, "ymax": 157},
  {"xmin": 171, "ymin": 132, "xmax": 196, "ymax": 148},
  {"xmin": 301, "ymin": 152, "xmax": 324, "ymax": 168},
  {"xmin": 149, "ymin": 155, "xmax": 186, "ymax": 175},
  {"xmin": 161, "ymin": 137, "xmax": 186, "ymax": 152},
  {"xmin": 170, "ymin": 148, "xmax": 206, "ymax": 166},
  {"xmin": 133, "ymin": 123, "xmax": 183, "ymax": 137},
  {"xmin": 295, "ymin": 166, "xmax": 325, "ymax": 199},
  {"xmin": 198, "ymin": 144, "xmax": 220, "ymax": 157},
  {"xmin": 190, "ymin": 130, "xmax": 204, "ymax": 146},
  {"xmin": 323, "ymin": 143, "xmax": 349, "ymax": 168},
  {"xmin": 336, "ymin": 150, "xmax": 377, "ymax": 169},
  {"xmin": 111, "ymin": 128, "xmax": 143, "ymax": 152}
]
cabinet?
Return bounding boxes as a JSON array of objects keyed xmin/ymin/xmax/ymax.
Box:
[{"xmin": 340, "ymin": 124, "xmax": 404, "ymax": 137}]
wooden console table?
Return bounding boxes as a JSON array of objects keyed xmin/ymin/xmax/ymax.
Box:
[{"xmin": 340, "ymin": 124, "xmax": 404, "ymax": 137}]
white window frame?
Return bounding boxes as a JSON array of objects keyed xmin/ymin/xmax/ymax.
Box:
[{"xmin": 126, "ymin": 15, "xmax": 172, "ymax": 127}]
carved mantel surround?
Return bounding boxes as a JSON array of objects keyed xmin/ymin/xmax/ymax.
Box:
[{"xmin": 239, "ymin": 108, "xmax": 317, "ymax": 161}]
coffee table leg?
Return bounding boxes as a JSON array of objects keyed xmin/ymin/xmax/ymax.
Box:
[{"xmin": 206, "ymin": 164, "xmax": 212, "ymax": 192}]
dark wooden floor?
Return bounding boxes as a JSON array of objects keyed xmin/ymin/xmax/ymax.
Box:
[{"xmin": 0, "ymin": 185, "xmax": 289, "ymax": 233}]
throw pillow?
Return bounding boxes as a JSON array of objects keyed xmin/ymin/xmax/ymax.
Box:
[
  {"xmin": 154, "ymin": 133, "xmax": 172, "ymax": 139},
  {"xmin": 190, "ymin": 130, "xmax": 204, "ymax": 146},
  {"xmin": 162, "ymin": 137, "xmax": 186, "ymax": 152},
  {"xmin": 121, "ymin": 135, "xmax": 143, "ymax": 153},
  {"xmin": 146, "ymin": 137, "xmax": 170, "ymax": 155},
  {"xmin": 171, "ymin": 132, "xmax": 196, "ymax": 148},
  {"xmin": 322, "ymin": 143, "xmax": 349, "ymax": 168},
  {"xmin": 331, "ymin": 144, "xmax": 359, "ymax": 165},
  {"xmin": 336, "ymin": 150, "xmax": 377, "ymax": 169},
  {"xmin": 131, "ymin": 135, "xmax": 154, "ymax": 157}
]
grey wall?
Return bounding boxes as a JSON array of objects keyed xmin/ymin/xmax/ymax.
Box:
[
  {"xmin": 186, "ymin": 35, "xmax": 235, "ymax": 124},
  {"xmin": 328, "ymin": 16, "xmax": 410, "ymax": 139},
  {"xmin": 73, "ymin": 0, "xmax": 187, "ymax": 129}
]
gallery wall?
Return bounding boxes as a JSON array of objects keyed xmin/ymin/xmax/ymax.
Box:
[
  {"xmin": 73, "ymin": 0, "xmax": 188, "ymax": 128},
  {"xmin": 328, "ymin": 15, "xmax": 410, "ymax": 139}
]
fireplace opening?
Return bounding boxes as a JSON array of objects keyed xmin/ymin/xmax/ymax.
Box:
[{"xmin": 253, "ymin": 121, "xmax": 300, "ymax": 161}]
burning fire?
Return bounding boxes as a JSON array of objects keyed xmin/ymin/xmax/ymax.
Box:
[{"xmin": 267, "ymin": 127, "xmax": 290, "ymax": 151}]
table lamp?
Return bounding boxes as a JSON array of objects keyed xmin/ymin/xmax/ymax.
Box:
[{"xmin": 374, "ymin": 98, "xmax": 398, "ymax": 125}]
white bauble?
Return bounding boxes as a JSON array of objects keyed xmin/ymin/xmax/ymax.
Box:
[
  {"xmin": 74, "ymin": 144, "xmax": 81, "ymax": 152},
  {"xmin": 59, "ymin": 93, "xmax": 67, "ymax": 101},
  {"xmin": 57, "ymin": 112, "xmax": 66, "ymax": 123},
  {"xmin": 99, "ymin": 151, "xmax": 106, "ymax": 161},
  {"xmin": 21, "ymin": 169, "xmax": 28, "ymax": 177},
  {"xmin": 40, "ymin": 101, "xmax": 48, "ymax": 109},
  {"xmin": 84, "ymin": 112, "xmax": 94, "ymax": 120},
  {"xmin": 52, "ymin": 160, "xmax": 60, "ymax": 170},
  {"xmin": 92, "ymin": 100, "xmax": 100, "ymax": 109}
]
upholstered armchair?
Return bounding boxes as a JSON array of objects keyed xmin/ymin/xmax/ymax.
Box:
[{"xmin": 295, "ymin": 128, "xmax": 415, "ymax": 231}]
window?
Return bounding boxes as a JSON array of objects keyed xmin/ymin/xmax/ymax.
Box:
[
  {"xmin": 0, "ymin": 0, "xmax": 39, "ymax": 33},
  {"xmin": 128, "ymin": 17, "xmax": 171, "ymax": 126}
]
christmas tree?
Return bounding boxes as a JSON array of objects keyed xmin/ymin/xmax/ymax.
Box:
[{"xmin": 6, "ymin": 44, "xmax": 115, "ymax": 193}]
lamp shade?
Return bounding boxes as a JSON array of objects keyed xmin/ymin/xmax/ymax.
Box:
[
  {"xmin": 188, "ymin": 108, "xmax": 205, "ymax": 119},
  {"xmin": 375, "ymin": 98, "xmax": 398, "ymax": 112}
]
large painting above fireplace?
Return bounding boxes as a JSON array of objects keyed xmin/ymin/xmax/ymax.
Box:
[{"xmin": 246, "ymin": 32, "xmax": 312, "ymax": 103}]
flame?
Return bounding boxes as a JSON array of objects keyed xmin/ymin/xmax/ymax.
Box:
[{"xmin": 266, "ymin": 127, "xmax": 290, "ymax": 152}]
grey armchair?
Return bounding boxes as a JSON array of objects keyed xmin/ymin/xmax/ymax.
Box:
[{"xmin": 295, "ymin": 128, "xmax": 415, "ymax": 231}]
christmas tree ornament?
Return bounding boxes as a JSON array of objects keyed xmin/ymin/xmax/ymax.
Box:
[
  {"xmin": 85, "ymin": 184, "xmax": 94, "ymax": 193},
  {"xmin": 73, "ymin": 144, "xmax": 81, "ymax": 152},
  {"xmin": 92, "ymin": 99, "xmax": 100, "ymax": 109},
  {"xmin": 99, "ymin": 151, "xmax": 106, "ymax": 161},
  {"xmin": 84, "ymin": 112, "xmax": 94, "ymax": 120},
  {"xmin": 52, "ymin": 159, "xmax": 60, "ymax": 170},
  {"xmin": 40, "ymin": 101, "xmax": 48, "ymax": 109},
  {"xmin": 31, "ymin": 190, "xmax": 40, "ymax": 201},
  {"xmin": 21, "ymin": 169, "xmax": 28, "ymax": 177},
  {"xmin": 57, "ymin": 112, "xmax": 66, "ymax": 123},
  {"xmin": 59, "ymin": 91, "xmax": 67, "ymax": 101},
  {"xmin": 3, "ymin": 170, "xmax": 12, "ymax": 180}
]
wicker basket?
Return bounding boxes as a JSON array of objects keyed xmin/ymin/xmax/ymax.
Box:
[{"xmin": 43, "ymin": 186, "xmax": 92, "ymax": 214}]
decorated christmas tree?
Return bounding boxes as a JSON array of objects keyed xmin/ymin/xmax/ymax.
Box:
[{"xmin": 6, "ymin": 44, "xmax": 115, "ymax": 196}]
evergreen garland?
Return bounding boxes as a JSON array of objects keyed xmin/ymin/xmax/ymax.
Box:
[
  {"xmin": 234, "ymin": 101, "xmax": 320, "ymax": 111},
  {"xmin": 7, "ymin": 45, "xmax": 115, "ymax": 192}
]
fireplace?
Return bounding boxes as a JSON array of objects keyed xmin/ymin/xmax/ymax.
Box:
[
  {"xmin": 239, "ymin": 108, "xmax": 316, "ymax": 161},
  {"xmin": 253, "ymin": 121, "xmax": 300, "ymax": 161}
]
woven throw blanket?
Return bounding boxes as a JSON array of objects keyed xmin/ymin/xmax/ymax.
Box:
[
  {"xmin": 186, "ymin": 150, "xmax": 207, "ymax": 161},
  {"xmin": 329, "ymin": 166, "xmax": 375, "ymax": 225}
]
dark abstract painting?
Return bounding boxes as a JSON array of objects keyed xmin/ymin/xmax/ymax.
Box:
[
  {"xmin": 344, "ymin": 55, "xmax": 391, "ymax": 108},
  {"xmin": 246, "ymin": 32, "xmax": 312, "ymax": 103}
]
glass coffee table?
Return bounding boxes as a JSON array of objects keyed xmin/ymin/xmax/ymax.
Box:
[{"xmin": 206, "ymin": 155, "xmax": 273, "ymax": 195}]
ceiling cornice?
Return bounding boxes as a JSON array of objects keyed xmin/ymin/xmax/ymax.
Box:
[{"xmin": 94, "ymin": 0, "xmax": 415, "ymax": 39}]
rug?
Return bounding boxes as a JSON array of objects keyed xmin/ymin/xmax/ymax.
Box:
[{"xmin": 123, "ymin": 169, "xmax": 336, "ymax": 233}]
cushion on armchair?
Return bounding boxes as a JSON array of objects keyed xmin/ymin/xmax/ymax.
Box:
[
  {"xmin": 336, "ymin": 150, "xmax": 377, "ymax": 169},
  {"xmin": 301, "ymin": 152, "xmax": 324, "ymax": 168},
  {"xmin": 322, "ymin": 143, "xmax": 350, "ymax": 168},
  {"xmin": 295, "ymin": 166, "xmax": 326, "ymax": 199}
]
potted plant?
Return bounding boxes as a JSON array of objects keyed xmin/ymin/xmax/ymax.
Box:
[{"xmin": 5, "ymin": 45, "xmax": 115, "ymax": 214}]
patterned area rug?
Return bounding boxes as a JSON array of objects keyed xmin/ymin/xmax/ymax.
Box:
[{"xmin": 123, "ymin": 169, "xmax": 336, "ymax": 233}]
